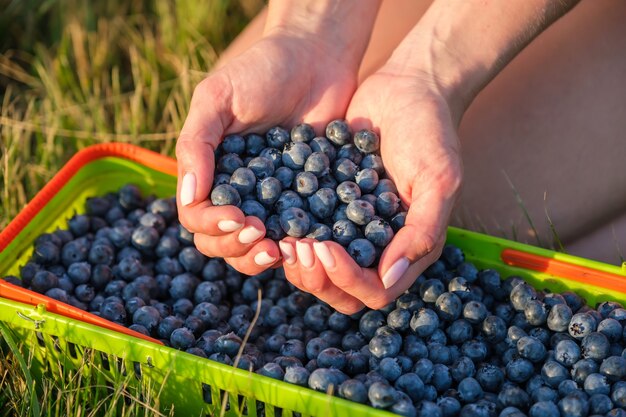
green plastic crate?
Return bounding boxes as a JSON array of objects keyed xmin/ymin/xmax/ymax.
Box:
[{"xmin": 1, "ymin": 144, "xmax": 625, "ymax": 416}]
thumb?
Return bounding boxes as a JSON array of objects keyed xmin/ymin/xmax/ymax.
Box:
[
  {"xmin": 176, "ymin": 76, "xmax": 234, "ymax": 207},
  {"xmin": 377, "ymin": 184, "xmax": 456, "ymax": 290}
]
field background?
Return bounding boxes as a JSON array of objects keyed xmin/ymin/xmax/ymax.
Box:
[
  {"xmin": 0, "ymin": 2, "xmax": 261, "ymax": 415},
  {"xmin": 0, "ymin": 0, "xmax": 263, "ymax": 229}
]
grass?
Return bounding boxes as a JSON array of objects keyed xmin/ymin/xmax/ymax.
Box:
[
  {"xmin": 0, "ymin": 0, "xmax": 263, "ymax": 228},
  {"xmin": 0, "ymin": 0, "xmax": 261, "ymax": 414}
]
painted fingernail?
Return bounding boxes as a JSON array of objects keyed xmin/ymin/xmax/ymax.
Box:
[
  {"xmin": 238, "ymin": 226, "xmax": 264, "ymax": 244},
  {"xmin": 279, "ymin": 241, "xmax": 296, "ymax": 265},
  {"xmin": 254, "ymin": 251, "xmax": 276, "ymax": 266},
  {"xmin": 180, "ymin": 172, "xmax": 196, "ymax": 206},
  {"xmin": 381, "ymin": 257, "xmax": 410, "ymax": 289},
  {"xmin": 217, "ymin": 220, "xmax": 243, "ymax": 232},
  {"xmin": 313, "ymin": 242, "xmax": 335, "ymax": 269},
  {"xmin": 296, "ymin": 241, "xmax": 314, "ymax": 269}
]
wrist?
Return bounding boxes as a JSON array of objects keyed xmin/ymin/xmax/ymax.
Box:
[{"xmin": 263, "ymin": 0, "xmax": 381, "ymax": 72}]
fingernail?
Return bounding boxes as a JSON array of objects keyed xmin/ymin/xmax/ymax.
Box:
[
  {"xmin": 296, "ymin": 241, "xmax": 314, "ymax": 269},
  {"xmin": 382, "ymin": 257, "xmax": 410, "ymax": 289},
  {"xmin": 254, "ymin": 251, "xmax": 276, "ymax": 266},
  {"xmin": 238, "ymin": 226, "xmax": 264, "ymax": 244},
  {"xmin": 180, "ymin": 172, "xmax": 196, "ymax": 206},
  {"xmin": 279, "ymin": 241, "xmax": 296, "ymax": 265},
  {"xmin": 218, "ymin": 220, "xmax": 243, "ymax": 232},
  {"xmin": 313, "ymin": 242, "xmax": 335, "ymax": 269}
]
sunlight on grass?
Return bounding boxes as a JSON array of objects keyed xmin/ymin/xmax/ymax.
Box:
[{"xmin": 0, "ymin": 0, "xmax": 263, "ymax": 228}]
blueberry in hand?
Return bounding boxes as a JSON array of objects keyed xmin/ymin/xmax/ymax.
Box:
[
  {"xmin": 266, "ymin": 126, "xmax": 290, "ymax": 149},
  {"xmin": 247, "ymin": 156, "xmax": 275, "ymax": 179},
  {"xmin": 332, "ymin": 219, "xmax": 360, "ymax": 246},
  {"xmin": 348, "ymin": 238, "xmax": 377, "ymax": 267},
  {"xmin": 293, "ymin": 171, "xmax": 318, "ymax": 197},
  {"xmin": 333, "ymin": 158, "xmax": 358, "ymax": 183},
  {"xmin": 291, "ymin": 123, "xmax": 315, "ymax": 143},
  {"xmin": 336, "ymin": 181, "xmax": 361, "ymax": 203},
  {"xmin": 353, "ymin": 129, "xmax": 380, "ymax": 154},
  {"xmin": 282, "ymin": 142, "xmax": 312, "ymax": 170},
  {"xmin": 256, "ymin": 177, "xmax": 282, "ymax": 205},
  {"xmin": 229, "ymin": 167, "xmax": 256, "ymax": 196},
  {"xmin": 210, "ymin": 184, "xmax": 241, "ymax": 207},
  {"xmin": 325, "ymin": 119, "xmax": 351, "ymax": 146},
  {"xmin": 304, "ymin": 152, "xmax": 330, "ymax": 177},
  {"xmin": 279, "ymin": 207, "xmax": 311, "ymax": 238},
  {"xmin": 364, "ymin": 219, "xmax": 394, "ymax": 247}
]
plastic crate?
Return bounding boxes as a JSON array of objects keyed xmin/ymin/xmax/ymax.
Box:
[{"xmin": 1, "ymin": 143, "xmax": 626, "ymax": 417}]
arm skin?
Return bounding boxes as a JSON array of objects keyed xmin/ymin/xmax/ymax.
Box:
[{"xmin": 281, "ymin": 0, "xmax": 583, "ymax": 313}]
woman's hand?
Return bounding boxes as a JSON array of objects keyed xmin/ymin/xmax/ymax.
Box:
[
  {"xmin": 279, "ymin": 70, "xmax": 462, "ymax": 313},
  {"xmin": 175, "ymin": 0, "xmax": 383, "ymax": 276}
]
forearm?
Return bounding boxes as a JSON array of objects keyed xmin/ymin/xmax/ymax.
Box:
[
  {"xmin": 264, "ymin": 0, "xmax": 382, "ymax": 70},
  {"xmin": 384, "ymin": 0, "xmax": 581, "ymax": 123}
]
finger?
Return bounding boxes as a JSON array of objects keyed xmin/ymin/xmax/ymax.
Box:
[
  {"xmin": 313, "ymin": 240, "xmax": 393, "ymax": 310},
  {"xmin": 377, "ymin": 185, "xmax": 454, "ymax": 291},
  {"xmin": 294, "ymin": 239, "xmax": 365, "ymax": 314},
  {"xmin": 278, "ymin": 237, "xmax": 305, "ymax": 292},
  {"xmin": 223, "ymin": 239, "xmax": 281, "ymax": 276},
  {"xmin": 176, "ymin": 76, "xmax": 233, "ymax": 208},
  {"xmin": 192, "ymin": 216, "xmax": 266, "ymax": 259},
  {"xmin": 177, "ymin": 200, "xmax": 245, "ymax": 236}
]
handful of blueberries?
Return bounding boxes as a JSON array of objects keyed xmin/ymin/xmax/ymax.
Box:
[
  {"xmin": 9, "ymin": 184, "xmax": 626, "ymax": 417},
  {"xmin": 210, "ymin": 120, "xmax": 406, "ymax": 267}
]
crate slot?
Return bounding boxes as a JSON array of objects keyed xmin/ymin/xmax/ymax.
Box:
[
  {"xmin": 133, "ymin": 361, "xmax": 142, "ymax": 380},
  {"xmin": 66, "ymin": 341, "xmax": 78, "ymax": 359},
  {"xmin": 237, "ymin": 394, "xmax": 248, "ymax": 416},
  {"xmin": 100, "ymin": 351, "xmax": 110, "ymax": 371},
  {"xmin": 35, "ymin": 331, "xmax": 45, "ymax": 347},
  {"xmin": 202, "ymin": 383, "xmax": 212, "ymax": 404},
  {"xmin": 219, "ymin": 389, "xmax": 231, "ymax": 411}
]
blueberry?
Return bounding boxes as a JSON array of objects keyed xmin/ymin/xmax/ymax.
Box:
[
  {"xmin": 548, "ymin": 303, "xmax": 573, "ymax": 332},
  {"xmin": 558, "ymin": 393, "xmax": 590, "ymax": 417},
  {"xmin": 540, "ymin": 360, "xmax": 569, "ymax": 387},
  {"xmin": 229, "ymin": 167, "xmax": 256, "ymax": 196},
  {"xmin": 368, "ymin": 381, "xmax": 398, "ymax": 409},
  {"xmin": 310, "ymin": 136, "xmax": 337, "ymax": 161},
  {"xmin": 100, "ymin": 299, "xmax": 127, "ymax": 324},
  {"xmin": 435, "ymin": 292, "xmax": 463, "ymax": 321},
  {"xmin": 243, "ymin": 133, "xmax": 266, "ymax": 156},
  {"xmin": 308, "ymin": 367, "xmax": 348, "ymax": 393},
  {"xmin": 431, "ymin": 363, "xmax": 453, "ymax": 392},
  {"xmin": 279, "ymin": 207, "xmax": 310, "ymax": 238},
  {"xmin": 316, "ymin": 347, "xmax": 346, "ymax": 370},
  {"xmin": 597, "ymin": 318, "xmax": 622, "ymax": 343},
  {"xmin": 45, "ymin": 288, "xmax": 69, "ymax": 303},
  {"xmin": 458, "ymin": 377, "xmax": 483, "ymax": 404},
  {"xmin": 217, "ymin": 153, "xmax": 244, "ymax": 175},
  {"xmin": 462, "ymin": 301, "xmax": 488, "ymax": 325},
  {"xmin": 353, "ymin": 129, "xmax": 380, "ymax": 154},
  {"xmin": 61, "ymin": 239, "xmax": 89, "ymax": 266},
  {"xmin": 306, "ymin": 223, "xmax": 332, "ymax": 241},
  {"xmin": 275, "ymin": 190, "xmax": 304, "ymax": 214},
  {"xmin": 336, "ymin": 181, "xmax": 361, "ymax": 204},
  {"xmin": 66, "ymin": 262, "xmax": 91, "ymax": 285},
  {"xmin": 31, "ymin": 270, "xmax": 59, "ymax": 293},
  {"xmin": 369, "ymin": 326, "xmax": 402, "ymax": 359},
  {"xmin": 569, "ymin": 312, "xmax": 597, "ymax": 339},
  {"xmin": 210, "ymin": 184, "xmax": 241, "ymax": 207},
  {"xmin": 420, "ymin": 279, "xmax": 445, "ymax": 303},
  {"xmin": 612, "ymin": 381, "xmax": 626, "ymax": 408},
  {"xmin": 524, "ymin": 299, "xmax": 548, "ymax": 326},
  {"xmin": 347, "ymin": 238, "xmax": 377, "ymax": 267},
  {"xmin": 332, "ymin": 219, "xmax": 360, "ymax": 246},
  {"xmin": 375, "ymin": 357, "xmax": 401, "ymax": 382},
  {"xmin": 600, "ymin": 355, "xmax": 626, "ymax": 381},
  {"xmin": 75, "ymin": 284, "xmax": 95, "ymax": 303},
  {"xmin": 213, "ymin": 173, "xmax": 231, "ymax": 187},
  {"xmin": 589, "ymin": 393, "xmax": 614, "ymax": 415},
  {"xmin": 438, "ymin": 397, "xmax": 462, "ymax": 417},
  {"xmin": 447, "ymin": 319, "xmax": 473, "ymax": 345},
  {"xmin": 256, "ymin": 176, "xmax": 282, "ymax": 205},
  {"xmin": 219, "ymin": 134, "xmax": 245, "ymax": 155},
  {"xmin": 240, "ymin": 200, "xmax": 268, "ymax": 223},
  {"xmin": 510, "ymin": 282, "xmax": 537, "ymax": 312},
  {"xmin": 529, "ymin": 401, "xmax": 560, "ymax": 417},
  {"xmin": 293, "ymin": 171, "xmax": 318, "ymax": 197},
  {"xmin": 307, "ymin": 188, "xmax": 337, "ymax": 219},
  {"xmin": 282, "ymin": 142, "xmax": 312, "ymax": 170},
  {"xmin": 325, "ymin": 119, "xmax": 351, "ymax": 146},
  {"xmin": 333, "ymin": 158, "xmax": 358, "ymax": 183},
  {"xmin": 338, "ymin": 379, "xmax": 368, "ymax": 403},
  {"xmin": 376, "ymin": 191, "xmax": 400, "ymax": 218},
  {"xmin": 154, "ymin": 235, "xmax": 180, "ymax": 258},
  {"xmin": 516, "ymin": 336, "xmax": 546, "ymax": 363},
  {"xmin": 301, "ymin": 152, "xmax": 330, "ymax": 178},
  {"xmin": 473, "ymin": 363, "xmax": 504, "ymax": 393},
  {"xmin": 266, "ymin": 126, "xmax": 290, "ymax": 148},
  {"xmin": 247, "ymin": 156, "xmax": 275, "ymax": 179},
  {"xmin": 581, "ymin": 332, "xmax": 610, "ymax": 361},
  {"xmin": 411, "ymin": 308, "xmax": 440, "ymax": 337},
  {"xmin": 32, "ymin": 241, "xmax": 61, "ymax": 266},
  {"xmin": 390, "ymin": 211, "xmax": 407, "ymax": 233}
]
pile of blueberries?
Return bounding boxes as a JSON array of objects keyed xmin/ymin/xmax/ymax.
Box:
[
  {"xmin": 8, "ymin": 184, "xmax": 626, "ymax": 417},
  {"xmin": 210, "ymin": 121, "xmax": 406, "ymax": 267}
]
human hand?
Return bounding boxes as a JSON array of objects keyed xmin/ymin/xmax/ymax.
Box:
[
  {"xmin": 175, "ymin": 26, "xmax": 365, "ymax": 276},
  {"xmin": 279, "ymin": 70, "xmax": 462, "ymax": 313}
]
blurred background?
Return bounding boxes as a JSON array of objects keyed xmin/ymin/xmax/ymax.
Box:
[{"xmin": 0, "ymin": 0, "xmax": 263, "ymax": 228}]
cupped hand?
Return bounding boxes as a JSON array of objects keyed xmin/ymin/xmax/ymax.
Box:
[
  {"xmin": 176, "ymin": 30, "xmax": 358, "ymax": 276},
  {"xmin": 279, "ymin": 70, "xmax": 463, "ymax": 313}
]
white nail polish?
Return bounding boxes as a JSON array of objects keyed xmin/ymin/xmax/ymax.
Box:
[
  {"xmin": 279, "ymin": 241, "xmax": 296, "ymax": 265},
  {"xmin": 381, "ymin": 257, "xmax": 410, "ymax": 289},
  {"xmin": 180, "ymin": 172, "xmax": 196, "ymax": 206},
  {"xmin": 238, "ymin": 226, "xmax": 264, "ymax": 244},
  {"xmin": 217, "ymin": 220, "xmax": 243, "ymax": 232},
  {"xmin": 254, "ymin": 251, "xmax": 276, "ymax": 266},
  {"xmin": 313, "ymin": 242, "xmax": 335, "ymax": 269},
  {"xmin": 296, "ymin": 241, "xmax": 314, "ymax": 269}
]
